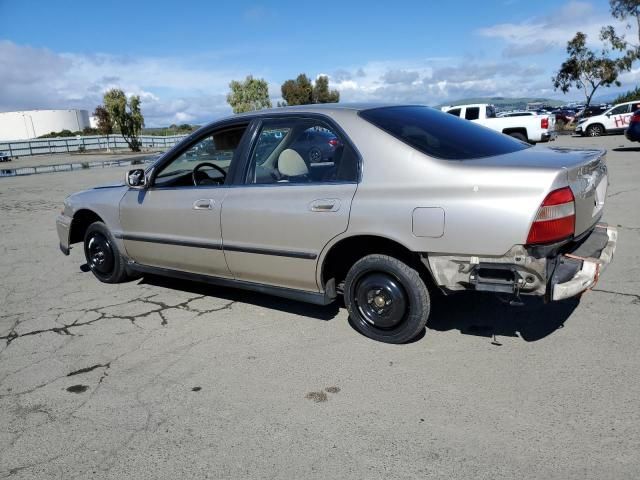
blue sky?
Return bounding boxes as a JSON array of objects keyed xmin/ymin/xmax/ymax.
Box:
[{"xmin": 1, "ymin": 0, "xmax": 637, "ymax": 126}]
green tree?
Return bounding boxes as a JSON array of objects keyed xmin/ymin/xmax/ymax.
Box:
[
  {"xmin": 600, "ymin": 0, "xmax": 640, "ymax": 71},
  {"xmin": 312, "ymin": 75, "xmax": 340, "ymax": 103},
  {"xmin": 102, "ymin": 89, "xmax": 144, "ymax": 151},
  {"xmin": 226, "ymin": 75, "xmax": 272, "ymax": 113},
  {"xmin": 281, "ymin": 74, "xmax": 313, "ymax": 105},
  {"xmin": 552, "ymin": 32, "xmax": 622, "ymax": 107},
  {"xmin": 613, "ymin": 85, "xmax": 640, "ymax": 103},
  {"xmin": 609, "ymin": 0, "xmax": 640, "ymax": 42},
  {"xmin": 92, "ymin": 105, "xmax": 113, "ymax": 135}
]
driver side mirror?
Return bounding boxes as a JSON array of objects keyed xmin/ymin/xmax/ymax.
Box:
[{"xmin": 126, "ymin": 168, "xmax": 148, "ymax": 189}]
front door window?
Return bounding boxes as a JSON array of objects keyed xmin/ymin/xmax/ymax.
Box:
[{"xmin": 154, "ymin": 124, "xmax": 248, "ymax": 188}]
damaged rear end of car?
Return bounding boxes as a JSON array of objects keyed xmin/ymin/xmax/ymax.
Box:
[{"xmin": 425, "ymin": 147, "xmax": 617, "ymax": 303}]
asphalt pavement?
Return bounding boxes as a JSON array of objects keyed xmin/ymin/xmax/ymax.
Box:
[{"xmin": 0, "ymin": 134, "xmax": 638, "ymax": 479}]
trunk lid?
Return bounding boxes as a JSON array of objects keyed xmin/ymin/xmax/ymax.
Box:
[{"xmin": 468, "ymin": 146, "xmax": 608, "ymax": 237}]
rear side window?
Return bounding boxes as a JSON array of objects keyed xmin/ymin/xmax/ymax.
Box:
[
  {"xmin": 360, "ymin": 106, "xmax": 531, "ymax": 160},
  {"xmin": 465, "ymin": 107, "xmax": 480, "ymax": 120}
]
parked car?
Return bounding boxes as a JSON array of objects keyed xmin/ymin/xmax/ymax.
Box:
[
  {"xmin": 552, "ymin": 108, "xmax": 577, "ymax": 123},
  {"xmin": 441, "ymin": 103, "xmax": 556, "ymax": 143},
  {"xmin": 57, "ymin": 104, "xmax": 616, "ymax": 344},
  {"xmin": 290, "ymin": 127, "xmax": 340, "ymax": 163},
  {"xmin": 0, "ymin": 151, "xmax": 10, "ymax": 162},
  {"xmin": 575, "ymin": 101, "xmax": 640, "ymax": 136},
  {"xmin": 624, "ymin": 109, "xmax": 640, "ymax": 142}
]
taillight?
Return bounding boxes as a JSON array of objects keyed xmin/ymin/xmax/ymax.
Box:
[
  {"xmin": 541, "ymin": 117, "xmax": 549, "ymax": 129},
  {"xmin": 526, "ymin": 187, "xmax": 575, "ymax": 244},
  {"xmin": 630, "ymin": 112, "xmax": 640, "ymax": 124},
  {"xmin": 328, "ymin": 138, "xmax": 338, "ymax": 146}
]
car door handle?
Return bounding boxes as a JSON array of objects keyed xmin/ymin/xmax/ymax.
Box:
[
  {"xmin": 309, "ymin": 199, "xmax": 340, "ymax": 212},
  {"xmin": 193, "ymin": 199, "xmax": 214, "ymax": 210}
]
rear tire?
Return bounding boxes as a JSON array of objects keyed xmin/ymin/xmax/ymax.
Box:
[
  {"xmin": 586, "ymin": 124, "xmax": 604, "ymax": 137},
  {"xmin": 509, "ymin": 132, "xmax": 528, "ymax": 142},
  {"xmin": 83, "ymin": 222, "xmax": 129, "ymax": 283},
  {"xmin": 344, "ymin": 254, "xmax": 430, "ymax": 344}
]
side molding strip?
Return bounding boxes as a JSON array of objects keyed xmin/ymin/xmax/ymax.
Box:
[{"xmin": 116, "ymin": 233, "xmax": 317, "ymax": 259}]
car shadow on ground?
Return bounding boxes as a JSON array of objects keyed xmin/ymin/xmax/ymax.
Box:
[
  {"xmin": 101, "ymin": 267, "xmax": 578, "ymax": 342},
  {"xmin": 612, "ymin": 146, "xmax": 640, "ymax": 152},
  {"xmin": 137, "ymin": 274, "xmax": 340, "ymax": 321},
  {"xmin": 427, "ymin": 292, "xmax": 579, "ymax": 342}
]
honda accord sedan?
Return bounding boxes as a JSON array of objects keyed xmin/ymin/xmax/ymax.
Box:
[{"xmin": 57, "ymin": 104, "xmax": 617, "ymax": 343}]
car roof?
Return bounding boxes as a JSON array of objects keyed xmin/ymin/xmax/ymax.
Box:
[
  {"xmin": 206, "ymin": 103, "xmax": 425, "ymax": 127},
  {"xmin": 237, "ymin": 102, "xmax": 408, "ymax": 116}
]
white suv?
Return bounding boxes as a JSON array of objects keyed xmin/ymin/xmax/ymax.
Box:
[{"xmin": 576, "ymin": 101, "xmax": 640, "ymax": 137}]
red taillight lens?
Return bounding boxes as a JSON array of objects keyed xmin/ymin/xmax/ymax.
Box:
[
  {"xmin": 541, "ymin": 117, "xmax": 549, "ymax": 129},
  {"xmin": 328, "ymin": 138, "xmax": 338, "ymax": 146},
  {"xmin": 526, "ymin": 187, "xmax": 575, "ymax": 244},
  {"xmin": 630, "ymin": 112, "xmax": 640, "ymax": 124}
]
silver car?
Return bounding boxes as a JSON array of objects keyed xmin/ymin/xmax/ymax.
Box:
[{"xmin": 56, "ymin": 104, "xmax": 617, "ymax": 343}]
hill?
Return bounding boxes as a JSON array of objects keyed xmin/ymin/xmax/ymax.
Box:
[{"xmin": 435, "ymin": 97, "xmax": 565, "ymax": 110}]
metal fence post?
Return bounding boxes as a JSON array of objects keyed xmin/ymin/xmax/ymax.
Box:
[
  {"xmin": 65, "ymin": 139, "xmax": 69, "ymax": 152},
  {"xmin": 8, "ymin": 144, "xmax": 13, "ymax": 157}
]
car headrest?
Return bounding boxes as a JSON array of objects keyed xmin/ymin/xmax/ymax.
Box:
[{"xmin": 278, "ymin": 149, "xmax": 308, "ymax": 177}]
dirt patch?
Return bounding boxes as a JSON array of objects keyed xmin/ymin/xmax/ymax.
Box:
[{"xmin": 305, "ymin": 391, "xmax": 328, "ymax": 403}]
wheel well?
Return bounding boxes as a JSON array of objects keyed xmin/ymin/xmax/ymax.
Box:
[
  {"xmin": 502, "ymin": 128, "xmax": 528, "ymax": 139},
  {"xmin": 321, "ymin": 235, "xmax": 434, "ymax": 290},
  {"xmin": 69, "ymin": 209, "xmax": 104, "ymax": 244}
]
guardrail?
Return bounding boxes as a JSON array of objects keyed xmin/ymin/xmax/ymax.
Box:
[
  {"xmin": 0, "ymin": 156, "xmax": 159, "ymax": 178},
  {"xmin": 0, "ymin": 134, "xmax": 187, "ymax": 158}
]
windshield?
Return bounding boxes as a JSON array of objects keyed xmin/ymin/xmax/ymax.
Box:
[{"xmin": 360, "ymin": 106, "xmax": 531, "ymax": 160}]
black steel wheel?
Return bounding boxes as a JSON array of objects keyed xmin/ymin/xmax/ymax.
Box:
[
  {"xmin": 344, "ymin": 254, "xmax": 430, "ymax": 344},
  {"xmin": 83, "ymin": 221, "xmax": 129, "ymax": 283},
  {"xmin": 354, "ymin": 272, "xmax": 408, "ymax": 329}
]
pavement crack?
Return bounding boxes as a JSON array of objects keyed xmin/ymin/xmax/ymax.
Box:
[
  {"xmin": 66, "ymin": 362, "xmax": 111, "ymax": 377},
  {"xmin": 1, "ymin": 294, "xmax": 236, "ymax": 345},
  {"xmin": 591, "ymin": 288, "xmax": 640, "ymax": 303},
  {"xmin": 607, "ymin": 188, "xmax": 637, "ymax": 199},
  {"xmin": 0, "ymin": 325, "xmax": 73, "ymax": 345}
]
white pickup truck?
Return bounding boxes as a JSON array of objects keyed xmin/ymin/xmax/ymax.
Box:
[{"xmin": 441, "ymin": 104, "xmax": 556, "ymax": 143}]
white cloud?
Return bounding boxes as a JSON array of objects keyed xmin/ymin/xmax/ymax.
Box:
[
  {"xmin": 0, "ymin": 40, "xmax": 254, "ymax": 126},
  {"xmin": 478, "ymin": 1, "xmax": 632, "ymax": 57},
  {"xmin": 325, "ymin": 58, "xmax": 553, "ymax": 105}
]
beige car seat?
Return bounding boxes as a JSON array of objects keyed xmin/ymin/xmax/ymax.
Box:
[{"xmin": 277, "ymin": 149, "xmax": 309, "ymax": 180}]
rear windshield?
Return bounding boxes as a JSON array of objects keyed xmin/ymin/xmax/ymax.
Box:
[{"xmin": 359, "ymin": 105, "xmax": 531, "ymax": 160}]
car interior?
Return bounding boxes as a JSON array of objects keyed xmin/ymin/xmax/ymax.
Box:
[
  {"xmin": 151, "ymin": 120, "xmax": 359, "ymax": 189},
  {"xmin": 247, "ymin": 121, "xmax": 358, "ymax": 184}
]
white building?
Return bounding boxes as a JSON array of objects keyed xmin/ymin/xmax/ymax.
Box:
[{"xmin": 0, "ymin": 109, "xmax": 91, "ymax": 141}]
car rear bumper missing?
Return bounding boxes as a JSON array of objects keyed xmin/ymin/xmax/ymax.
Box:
[
  {"xmin": 424, "ymin": 224, "xmax": 617, "ymax": 301},
  {"xmin": 550, "ymin": 224, "xmax": 617, "ymax": 301}
]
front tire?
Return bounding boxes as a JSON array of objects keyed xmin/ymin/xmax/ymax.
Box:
[
  {"xmin": 83, "ymin": 222, "xmax": 129, "ymax": 283},
  {"xmin": 344, "ymin": 254, "xmax": 430, "ymax": 343},
  {"xmin": 586, "ymin": 124, "xmax": 604, "ymax": 137}
]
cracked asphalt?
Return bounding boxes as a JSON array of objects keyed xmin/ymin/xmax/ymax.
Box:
[{"xmin": 1, "ymin": 135, "xmax": 639, "ymax": 479}]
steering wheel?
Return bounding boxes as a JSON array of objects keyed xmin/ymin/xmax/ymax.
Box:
[{"xmin": 192, "ymin": 162, "xmax": 226, "ymax": 186}]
